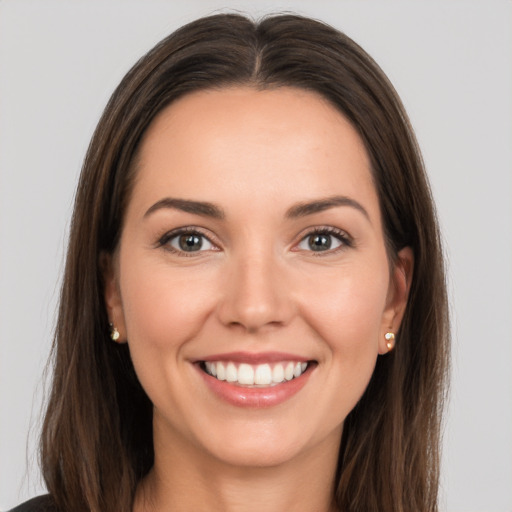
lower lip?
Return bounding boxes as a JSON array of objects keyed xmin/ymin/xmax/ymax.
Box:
[{"xmin": 196, "ymin": 364, "xmax": 314, "ymax": 408}]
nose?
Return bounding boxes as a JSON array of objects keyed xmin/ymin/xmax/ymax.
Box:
[{"xmin": 216, "ymin": 251, "xmax": 295, "ymax": 333}]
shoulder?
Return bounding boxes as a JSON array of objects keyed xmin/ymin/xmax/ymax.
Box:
[{"xmin": 7, "ymin": 495, "xmax": 57, "ymax": 512}]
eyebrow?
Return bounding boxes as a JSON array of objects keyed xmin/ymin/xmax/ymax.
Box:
[
  {"xmin": 285, "ymin": 195, "xmax": 370, "ymax": 221},
  {"xmin": 144, "ymin": 198, "xmax": 225, "ymax": 219},
  {"xmin": 143, "ymin": 195, "xmax": 369, "ymax": 222}
]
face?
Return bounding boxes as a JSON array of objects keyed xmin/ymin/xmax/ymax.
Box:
[{"xmin": 105, "ymin": 87, "xmax": 412, "ymax": 470}]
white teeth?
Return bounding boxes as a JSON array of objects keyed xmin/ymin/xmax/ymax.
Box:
[
  {"xmin": 204, "ymin": 360, "xmax": 309, "ymax": 386},
  {"xmin": 226, "ymin": 362, "xmax": 237, "ymax": 382},
  {"xmin": 204, "ymin": 361, "xmax": 216, "ymax": 377},
  {"xmin": 272, "ymin": 364, "xmax": 284, "ymax": 383},
  {"xmin": 284, "ymin": 362, "xmax": 295, "ymax": 381},
  {"xmin": 216, "ymin": 362, "xmax": 226, "ymax": 381},
  {"xmin": 254, "ymin": 364, "xmax": 272, "ymax": 385},
  {"xmin": 238, "ymin": 364, "xmax": 254, "ymax": 385}
]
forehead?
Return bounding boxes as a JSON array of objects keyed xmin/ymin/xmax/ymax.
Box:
[{"xmin": 131, "ymin": 86, "xmax": 378, "ymax": 222}]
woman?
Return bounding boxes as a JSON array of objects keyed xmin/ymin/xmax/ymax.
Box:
[{"xmin": 11, "ymin": 12, "xmax": 449, "ymax": 512}]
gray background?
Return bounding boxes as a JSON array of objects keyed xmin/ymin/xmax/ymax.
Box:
[{"xmin": 1, "ymin": 1, "xmax": 511, "ymax": 510}]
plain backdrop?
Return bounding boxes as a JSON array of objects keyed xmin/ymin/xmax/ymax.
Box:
[{"xmin": 1, "ymin": 1, "xmax": 511, "ymax": 511}]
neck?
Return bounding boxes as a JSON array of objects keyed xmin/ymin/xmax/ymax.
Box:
[{"xmin": 134, "ymin": 426, "xmax": 340, "ymax": 512}]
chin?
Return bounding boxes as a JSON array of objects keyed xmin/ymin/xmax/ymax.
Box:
[
  {"xmin": 194, "ymin": 417, "xmax": 340, "ymax": 470},
  {"xmin": 207, "ymin": 438, "xmax": 305, "ymax": 469}
]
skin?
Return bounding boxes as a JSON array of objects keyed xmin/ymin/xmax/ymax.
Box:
[{"xmin": 104, "ymin": 86, "xmax": 413, "ymax": 512}]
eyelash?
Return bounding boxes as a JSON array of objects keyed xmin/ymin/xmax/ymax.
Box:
[
  {"xmin": 157, "ymin": 226, "xmax": 218, "ymax": 257},
  {"xmin": 295, "ymin": 226, "xmax": 353, "ymax": 255},
  {"xmin": 156, "ymin": 226, "xmax": 353, "ymax": 256}
]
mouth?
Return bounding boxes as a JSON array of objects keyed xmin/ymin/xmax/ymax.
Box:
[
  {"xmin": 194, "ymin": 352, "xmax": 317, "ymax": 407},
  {"xmin": 199, "ymin": 360, "xmax": 311, "ymax": 387}
]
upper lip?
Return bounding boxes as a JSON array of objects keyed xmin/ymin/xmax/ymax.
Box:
[{"xmin": 192, "ymin": 351, "xmax": 312, "ymax": 364}]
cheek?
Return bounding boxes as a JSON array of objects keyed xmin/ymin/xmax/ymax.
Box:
[
  {"xmin": 117, "ymin": 253, "xmax": 222, "ymax": 414},
  {"xmin": 119, "ymin": 254, "xmax": 218, "ymax": 352},
  {"xmin": 298, "ymin": 260, "xmax": 390, "ymax": 353},
  {"xmin": 282, "ymin": 261, "xmax": 390, "ymax": 442}
]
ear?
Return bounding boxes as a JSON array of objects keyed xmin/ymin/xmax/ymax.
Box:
[
  {"xmin": 100, "ymin": 251, "xmax": 127, "ymax": 343},
  {"xmin": 378, "ymin": 246, "xmax": 414, "ymax": 354}
]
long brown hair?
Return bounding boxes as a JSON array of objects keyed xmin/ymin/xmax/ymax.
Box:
[{"xmin": 41, "ymin": 13, "xmax": 450, "ymax": 512}]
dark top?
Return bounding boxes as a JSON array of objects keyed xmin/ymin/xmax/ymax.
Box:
[{"xmin": 8, "ymin": 495, "xmax": 57, "ymax": 512}]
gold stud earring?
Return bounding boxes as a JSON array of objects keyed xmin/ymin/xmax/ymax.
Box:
[
  {"xmin": 109, "ymin": 323, "xmax": 120, "ymax": 342},
  {"xmin": 384, "ymin": 332, "xmax": 395, "ymax": 352}
]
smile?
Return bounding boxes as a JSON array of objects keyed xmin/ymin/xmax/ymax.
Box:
[
  {"xmin": 202, "ymin": 361, "xmax": 309, "ymax": 386},
  {"xmin": 195, "ymin": 352, "xmax": 316, "ymax": 407}
]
